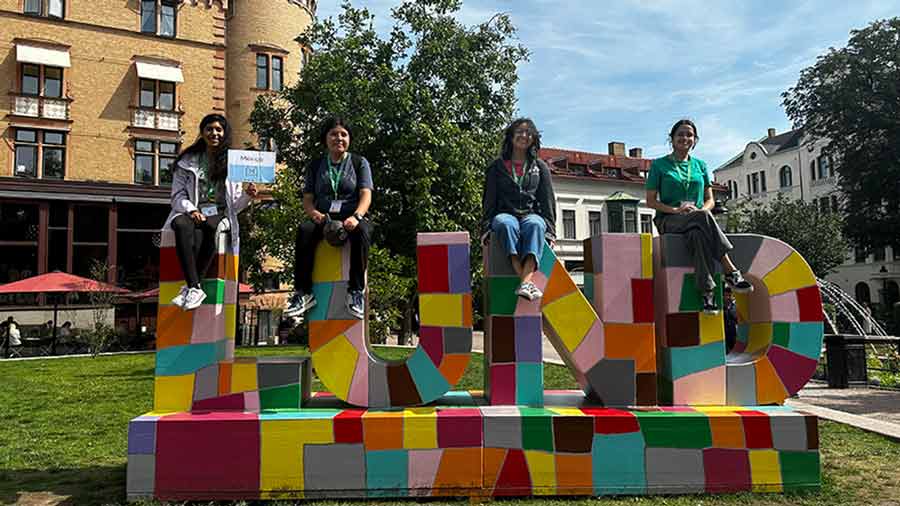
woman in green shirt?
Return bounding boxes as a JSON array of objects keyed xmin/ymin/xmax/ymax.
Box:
[{"xmin": 645, "ymin": 119, "xmax": 752, "ymax": 314}]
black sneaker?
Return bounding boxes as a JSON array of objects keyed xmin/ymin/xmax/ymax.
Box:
[
  {"xmin": 702, "ymin": 291, "xmax": 719, "ymax": 315},
  {"xmin": 347, "ymin": 290, "xmax": 365, "ymax": 320},
  {"xmin": 725, "ymin": 270, "xmax": 753, "ymax": 293},
  {"xmin": 284, "ymin": 291, "xmax": 316, "ymax": 317}
]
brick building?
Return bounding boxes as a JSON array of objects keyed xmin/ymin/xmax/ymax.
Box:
[{"xmin": 0, "ymin": 0, "xmax": 314, "ymax": 299}]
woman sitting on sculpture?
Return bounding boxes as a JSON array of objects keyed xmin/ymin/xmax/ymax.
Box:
[
  {"xmin": 284, "ymin": 116, "xmax": 373, "ymax": 320},
  {"xmin": 645, "ymin": 119, "xmax": 752, "ymax": 314},
  {"xmin": 164, "ymin": 113, "xmax": 258, "ymax": 311},
  {"xmin": 482, "ymin": 117, "xmax": 557, "ymax": 300}
]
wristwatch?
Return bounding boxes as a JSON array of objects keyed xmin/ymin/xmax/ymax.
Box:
[{"xmin": 353, "ymin": 212, "xmax": 364, "ymax": 221}]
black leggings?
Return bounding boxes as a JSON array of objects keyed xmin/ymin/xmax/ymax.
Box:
[
  {"xmin": 171, "ymin": 213, "xmax": 225, "ymax": 287},
  {"xmin": 294, "ymin": 219, "xmax": 370, "ymax": 293}
]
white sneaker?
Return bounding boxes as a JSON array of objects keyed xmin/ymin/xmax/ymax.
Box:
[
  {"xmin": 182, "ymin": 287, "xmax": 207, "ymax": 311},
  {"xmin": 515, "ymin": 282, "xmax": 542, "ymax": 301},
  {"xmin": 170, "ymin": 285, "xmax": 189, "ymax": 308}
]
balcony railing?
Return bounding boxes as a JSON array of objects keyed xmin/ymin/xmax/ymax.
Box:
[
  {"xmin": 9, "ymin": 93, "xmax": 71, "ymax": 120},
  {"xmin": 130, "ymin": 107, "xmax": 183, "ymax": 132}
]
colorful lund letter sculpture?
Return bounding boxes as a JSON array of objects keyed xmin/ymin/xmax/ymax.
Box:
[
  {"xmin": 128, "ymin": 227, "xmax": 822, "ymax": 501},
  {"xmin": 309, "ymin": 232, "xmax": 473, "ymax": 407},
  {"xmin": 655, "ymin": 234, "xmax": 824, "ymax": 406},
  {"xmin": 153, "ymin": 226, "xmax": 311, "ymax": 414},
  {"xmin": 583, "ymin": 233, "xmax": 658, "ymax": 405}
]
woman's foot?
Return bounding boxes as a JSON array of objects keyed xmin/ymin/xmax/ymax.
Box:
[
  {"xmin": 182, "ymin": 287, "xmax": 207, "ymax": 311},
  {"xmin": 515, "ymin": 281, "xmax": 543, "ymax": 301},
  {"xmin": 347, "ymin": 290, "xmax": 365, "ymax": 319},
  {"xmin": 725, "ymin": 270, "xmax": 753, "ymax": 293},
  {"xmin": 285, "ymin": 291, "xmax": 316, "ymax": 317},
  {"xmin": 170, "ymin": 286, "xmax": 189, "ymax": 308},
  {"xmin": 702, "ymin": 291, "xmax": 719, "ymax": 315}
]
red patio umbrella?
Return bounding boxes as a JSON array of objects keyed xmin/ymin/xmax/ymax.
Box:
[{"xmin": 0, "ymin": 271, "xmax": 129, "ymax": 354}]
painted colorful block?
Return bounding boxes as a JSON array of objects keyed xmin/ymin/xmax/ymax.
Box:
[
  {"xmin": 583, "ymin": 233, "xmax": 657, "ymax": 405},
  {"xmin": 655, "ymin": 234, "xmax": 824, "ymax": 406},
  {"xmin": 309, "ymin": 232, "xmax": 473, "ymax": 407},
  {"xmin": 129, "ymin": 391, "xmax": 819, "ymax": 500}
]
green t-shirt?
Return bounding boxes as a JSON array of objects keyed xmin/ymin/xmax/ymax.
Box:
[{"xmin": 645, "ymin": 155, "xmax": 710, "ymax": 209}]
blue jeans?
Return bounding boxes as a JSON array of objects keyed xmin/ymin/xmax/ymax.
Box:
[{"xmin": 491, "ymin": 213, "xmax": 546, "ymax": 263}]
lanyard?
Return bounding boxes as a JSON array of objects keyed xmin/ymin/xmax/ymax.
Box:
[
  {"xmin": 198, "ymin": 154, "xmax": 215, "ymax": 201},
  {"xmin": 675, "ymin": 157, "xmax": 692, "ymax": 194},
  {"xmin": 326, "ymin": 155, "xmax": 344, "ymax": 198},
  {"xmin": 510, "ymin": 160, "xmax": 529, "ymax": 189}
]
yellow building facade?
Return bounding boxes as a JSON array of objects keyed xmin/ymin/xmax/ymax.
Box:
[{"xmin": 0, "ymin": 0, "xmax": 312, "ymax": 294}]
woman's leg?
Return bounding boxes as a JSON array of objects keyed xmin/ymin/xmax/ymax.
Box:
[
  {"xmin": 491, "ymin": 213, "xmax": 522, "ymax": 273},
  {"xmin": 171, "ymin": 214, "xmax": 201, "ymax": 287},
  {"xmin": 518, "ymin": 214, "xmax": 547, "ymax": 284},
  {"xmin": 348, "ymin": 219, "xmax": 371, "ymax": 293},
  {"xmin": 194, "ymin": 215, "xmax": 225, "ymax": 283},
  {"xmin": 656, "ymin": 211, "xmax": 722, "ymax": 294},
  {"xmin": 294, "ymin": 221, "xmax": 324, "ymax": 295}
]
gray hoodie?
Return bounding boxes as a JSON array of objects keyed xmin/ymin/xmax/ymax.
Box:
[{"xmin": 161, "ymin": 152, "xmax": 252, "ymax": 253}]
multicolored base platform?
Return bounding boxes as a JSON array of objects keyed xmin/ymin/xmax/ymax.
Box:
[{"xmin": 127, "ymin": 391, "xmax": 820, "ymax": 500}]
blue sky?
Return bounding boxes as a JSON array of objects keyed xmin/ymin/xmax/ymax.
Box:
[{"xmin": 315, "ymin": 1, "xmax": 900, "ymax": 169}]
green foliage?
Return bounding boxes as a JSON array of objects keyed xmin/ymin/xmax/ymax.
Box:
[
  {"xmin": 367, "ymin": 245, "xmax": 415, "ymax": 343},
  {"xmin": 782, "ymin": 17, "xmax": 900, "ymax": 251},
  {"xmin": 730, "ymin": 194, "xmax": 849, "ymax": 276},
  {"xmin": 249, "ymin": 0, "xmax": 528, "ymax": 329}
]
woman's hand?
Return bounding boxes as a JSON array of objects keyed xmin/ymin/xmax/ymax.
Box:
[
  {"xmin": 245, "ymin": 183, "xmax": 259, "ymax": 199},
  {"xmin": 343, "ymin": 216, "xmax": 359, "ymax": 231},
  {"xmin": 548, "ymin": 239, "xmax": 557, "ymax": 249},
  {"xmin": 310, "ymin": 210, "xmax": 327, "ymax": 224},
  {"xmin": 676, "ymin": 202, "xmax": 698, "ymax": 214},
  {"xmin": 190, "ymin": 210, "xmax": 206, "ymax": 223}
]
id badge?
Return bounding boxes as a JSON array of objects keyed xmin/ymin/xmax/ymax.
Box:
[
  {"xmin": 200, "ymin": 204, "xmax": 218, "ymax": 217},
  {"xmin": 329, "ymin": 200, "xmax": 344, "ymax": 214}
]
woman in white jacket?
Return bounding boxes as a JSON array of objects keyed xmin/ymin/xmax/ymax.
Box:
[{"xmin": 162, "ymin": 114, "xmax": 257, "ymax": 310}]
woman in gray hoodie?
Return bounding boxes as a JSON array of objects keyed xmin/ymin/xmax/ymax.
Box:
[{"xmin": 162, "ymin": 114, "xmax": 257, "ymax": 310}]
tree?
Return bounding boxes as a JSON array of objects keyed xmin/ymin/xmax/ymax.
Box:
[
  {"xmin": 730, "ymin": 195, "xmax": 850, "ymax": 276},
  {"xmin": 250, "ymin": 0, "xmax": 527, "ymax": 339},
  {"xmin": 782, "ymin": 18, "xmax": 900, "ymax": 252}
]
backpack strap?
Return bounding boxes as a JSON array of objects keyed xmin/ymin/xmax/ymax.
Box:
[{"xmin": 350, "ymin": 153, "xmax": 363, "ymax": 181}]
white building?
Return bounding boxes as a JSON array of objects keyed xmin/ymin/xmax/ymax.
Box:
[{"xmin": 714, "ymin": 128, "xmax": 900, "ymax": 308}]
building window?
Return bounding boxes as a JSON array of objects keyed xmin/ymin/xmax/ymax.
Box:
[
  {"xmin": 751, "ymin": 173, "xmax": 759, "ymax": 194},
  {"xmin": 24, "ymin": 0, "xmax": 64, "ymax": 18},
  {"xmin": 42, "ymin": 131, "xmax": 66, "ymax": 179},
  {"xmin": 759, "ymin": 170, "xmax": 767, "ymax": 193},
  {"xmin": 810, "ymin": 160, "xmax": 817, "ymax": 181},
  {"xmin": 817, "ymin": 154, "xmax": 831, "ymax": 179},
  {"xmin": 624, "ymin": 207, "xmax": 637, "ymax": 233},
  {"xmin": 138, "ymin": 79, "xmax": 175, "ymax": 110},
  {"xmin": 141, "ymin": 0, "xmax": 176, "ymax": 37},
  {"xmin": 746, "ymin": 174, "xmax": 751, "ymax": 195},
  {"xmin": 779, "ymin": 165, "xmax": 792, "ymax": 188},
  {"xmin": 854, "ymin": 246, "xmax": 867, "ymax": 263},
  {"xmin": 14, "ymin": 128, "xmax": 66, "ymax": 179},
  {"xmin": 818, "ymin": 197, "xmax": 829, "ymax": 213},
  {"xmin": 20, "ymin": 64, "xmax": 63, "ymax": 98},
  {"xmin": 830, "ymin": 195, "xmax": 838, "ymax": 213},
  {"xmin": 855, "ymin": 282, "xmax": 871, "ymax": 304},
  {"xmin": 894, "ymin": 245, "xmax": 900, "ymax": 261},
  {"xmin": 256, "ymin": 54, "xmax": 269, "ymax": 89},
  {"xmin": 588, "ymin": 211, "xmax": 602, "ymax": 236},
  {"xmin": 874, "ymin": 247, "xmax": 886, "ymax": 262},
  {"xmin": 640, "ymin": 213, "xmax": 652, "ymax": 234},
  {"xmin": 272, "ymin": 56, "xmax": 283, "ymax": 91},
  {"xmin": 134, "ymin": 140, "xmax": 178, "ymax": 186},
  {"xmin": 562, "ymin": 210, "xmax": 576, "ymax": 239}
]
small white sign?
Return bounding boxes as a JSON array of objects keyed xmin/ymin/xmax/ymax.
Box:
[{"xmin": 227, "ymin": 150, "xmax": 276, "ymax": 183}]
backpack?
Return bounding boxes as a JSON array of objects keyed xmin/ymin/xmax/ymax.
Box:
[{"xmin": 310, "ymin": 154, "xmax": 364, "ymax": 188}]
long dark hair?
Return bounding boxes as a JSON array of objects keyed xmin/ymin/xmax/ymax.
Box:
[
  {"xmin": 501, "ymin": 118, "xmax": 541, "ymax": 162},
  {"xmin": 668, "ymin": 119, "xmax": 699, "ymax": 149},
  {"xmin": 176, "ymin": 113, "xmax": 232, "ymax": 180}
]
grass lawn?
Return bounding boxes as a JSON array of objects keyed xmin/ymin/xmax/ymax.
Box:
[{"xmin": 1, "ymin": 346, "xmax": 899, "ymax": 506}]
